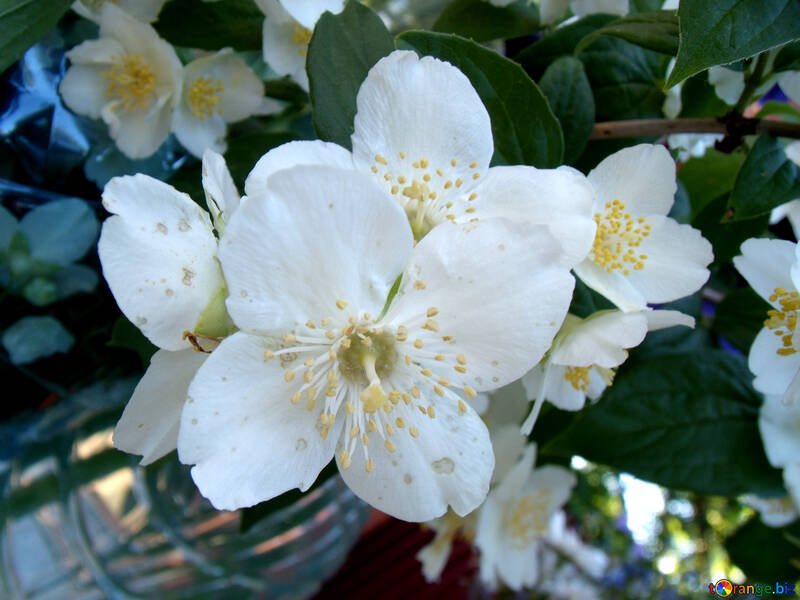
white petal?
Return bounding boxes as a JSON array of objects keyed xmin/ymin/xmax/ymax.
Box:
[
  {"xmin": 202, "ymin": 150, "xmax": 240, "ymax": 233},
  {"xmin": 551, "ymin": 311, "xmax": 648, "ymax": 369},
  {"xmin": 416, "ymin": 529, "xmax": 453, "ymax": 582},
  {"xmin": 221, "ymin": 165, "xmax": 412, "ymax": 335},
  {"xmin": 58, "ymin": 65, "xmax": 111, "ymax": 120},
  {"xmin": 244, "ymin": 140, "xmax": 354, "ymax": 197},
  {"xmin": 644, "ymin": 309, "xmax": 696, "ymax": 331},
  {"xmin": 118, "ymin": 0, "xmax": 167, "ymax": 22},
  {"xmin": 770, "ymin": 200, "xmax": 800, "ymax": 241},
  {"xmin": 351, "ymin": 51, "xmax": 493, "ymax": 206},
  {"xmin": 64, "ymin": 37, "xmax": 124, "ymax": 64},
  {"xmin": 178, "ymin": 332, "xmax": 342, "ymax": 510},
  {"xmin": 574, "ymin": 259, "xmax": 646, "ymax": 311},
  {"xmin": 494, "ymin": 444, "xmax": 537, "ymax": 502},
  {"xmin": 338, "ymin": 391, "xmax": 493, "ymax": 522},
  {"xmin": 493, "ymin": 541, "xmax": 540, "ymax": 591},
  {"xmin": 570, "ymin": 0, "xmax": 628, "ymax": 16},
  {"xmin": 101, "ymin": 94, "xmax": 174, "ymax": 159},
  {"xmin": 708, "ymin": 66, "xmax": 746, "ymax": 105},
  {"xmin": 173, "ymin": 106, "xmax": 227, "ymax": 158},
  {"xmin": 475, "ymin": 493, "xmax": 503, "ymax": 590},
  {"xmin": 261, "ymin": 12, "xmax": 309, "ymax": 90},
  {"xmin": 523, "ymin": 363, "xmax": 589, "ymax": 414},
  {"xmin": 491, "ymin": 424, "xmax": 529, "ymax": 485},
  {"xmin": 113, "ymin": 349, "xmax": 207, "ymax": 465},
  {"xmin": 280, "ymin": 0, "xmax": 344, "ymax": 29},
  {"xmin": 740, "ymin": 495, "xmax": 798, "ymax": 528},
  {"xmin": 539, "ymin": 0, "xmax": 571, "ymax": 24},
  {"xmin": 734, "ymin": 238, "xmax": 798, "ymax": 307},
  {"xmin": 385, "ymin": 220, "xmax": 574, "ymax": 391},
  {"xmin": 466, "ymin": 166, "xmax": 596, "ymax": 268},
  {"xmin": 750, "ymin": 327, "xmax": 800, "ymax": 396},
  {"xmin": 98, "ymin": 174, "xmax": 223, "ymax": 350},
  {"xmin": 759, "ymin": 393, "xmax": 800, "ymax": 468},
  {"xmin": 587, "ymin": 144, "xmax": 677, "ymax": 217},
  {"xmin": 784, "ymin": 464, "xmax": 800, "ymax": 510}
]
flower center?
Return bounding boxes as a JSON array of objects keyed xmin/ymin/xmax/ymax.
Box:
[
  {"xmin": 102, "ymin": 53, "xmax": 156, "ymax": 111},
  {"xmin": 187, "ymin": 77, "xmax": 224, "ymax": 120},
  {"xmin": 505, "ymin": 491, "xmax": 552, "ymax": 549},
  {"xmin": 369, "ymin": 153, "xmax": 482, "ymax": 240},
  {"xmin": 292, "ymin": 24, "xmax": 312, "ymax": 56},
  {"xmin": 564, "ymin": 365, "xmax": 615, "ymax": 391},
  {"xmin": 766, "ymin": 287, "xmax": 800, "ymax": 356},
  {"xmin": 590, "ymin": 199, "xmax": 651, "ymax": 275}
]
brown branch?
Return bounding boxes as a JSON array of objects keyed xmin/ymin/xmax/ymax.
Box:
[{"xmin": 590, "ymin": 117, "xmax": 800, "ymax": 140}]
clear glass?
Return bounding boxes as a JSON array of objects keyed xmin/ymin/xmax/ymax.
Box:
[{"xmin": 0, "ymin": 402, "xmax": 369, "ymax": 599}]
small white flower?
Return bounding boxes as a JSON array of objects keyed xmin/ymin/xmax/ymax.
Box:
[
  {"xmin": 177, "ymin": 164, "xmax": 575, "ymax": 521},
  {"xmin": 667, "ymin": 133, "xmax": 723, "ymax": 162},
  {"xmin": 72, "ymin": 0, "xmax": 167, "ymax": 24},
  {"xmin": 520, "ymin": 309, "xmax": 694, "ymax": 433},
  {"xmin": 173, "ymin": 49, "xmax": 275, "ymax": 158},
  {"xmin": 475, "ymin": 444, "xmax": 576, "ymax": 591},
  {"xmin": 573, "ymin": 144, "xmax": 713, "ymax": 311},
  {"xmin": 770, "ymin": 142, "xmax": 800, "ymax": 239},
  {"xmin": 758, "ymin": 393, "xmax": 800, "ymax": 511},
  {"xmin": 741, "ymin": 493, "xmax": 798, "ymax": 528},
  {"xmin": 59, "ymin": 3, "xmax": 182, "ymax": 159},
  {"xmin": 255, "ymin": 0, "xmax": 345, "ymax": 91},
  {"xmin": 246, "ymin": 50, "xmax": 596, "ymax": 266},
  {"xmin": 100, "ymin": 151, "xmax": 240, "ymax": 464},
  {"xmin": 546, "ymin": 511, "xmax": 609, "ymax": 579},
  {"xmin": 708, "ymin": 66, "xmax": 746, "ymax": 105},
  {"xmin": 570, "ymin": 0, "xmax": 628, "ymax": 17},
  {"xmin": 733, "ymin": 238, "xmax": 800, "ymax": 404}
]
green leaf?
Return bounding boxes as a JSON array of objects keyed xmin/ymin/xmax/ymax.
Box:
[
  {"xmin": 542, "ymin": 351, "xmax": 784, "ymax": 496},
  {"xmin": 692, "ymin": 194, "xmax": 769, "ymax": 265},
  {"xmin": 108, "ymin": 315, "xmax": 157, "ymax": 370},
  {"xmin": 577, "ymin": 35, "xmax": 667, "ymax": 121},
  {"xmin": 433, "ymin": 0, "xmax": 539, "ymax": 42},
  {"xmin": 154, "ymin": 0, "xmax": 263, "ymax": 51},
  {"xmin": 262, "ymin": 79, "xmax": 309, "ymax": 104},
  {"xmin": 307, "ymin": 0, "xmax": 395, "ymax": 150},
  {"xmin": 667, "ymin": 0, "xmax": 800, "ymax": 87},
  {"xmin": 18, "ymin": 199, "xmax": 98, "ymax": 266},
  {"xmin": 727, "ymin": 135, "xmax": 800, "ymax": 221},
  {"xmin": 774, "ymin": 40, "xmax": 800, "ymax": 72},
  {"xmin": 756, "ymin": 100, "xmax": 800, "ymax": 123},
  {"xmin": 726, "ymin": 518, "xmax": 800, "ymax": 582},
  {"xmin": 678, "ymin": 148, "xmax": 747, "ymax": 219},
  {"xmin": 2, "ymin": 316, "xmax": 74, "ymax": 365},
  {"xmin": 538, "ymin": 56, "xmax": 595, "ymax": 164},
  {"xmin": 517, "ymin": 14, "xmax": 618, "ymax": 80},
  {"xmin": 630, "ymin": 0, "xmax": 664, "ymax": 12},
  {"xmin": 677, "ymin": 72, "xmax": 730, "ymax": 117},
  {"xmin": 712, "ymin": 287, "xmax": 771, "ymax": 352},
  {"xmin": 0, "ymin": 0, "xmax": 72, "ymax": 75},
  {"xmin": 398, "ymin": 31, "xmax": 564, "ymax": 167},
  {"xmin": 569, "ymin": 278, "xmax": 615, "ymax": 319},
  {"xmin": 575, "ymin": 11, "xmax": 679, "ymax": 56}
]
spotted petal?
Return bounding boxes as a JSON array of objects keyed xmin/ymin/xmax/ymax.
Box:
[{"xmin": 750, "ymin": 326, "xmax": 800, "ymax": 396}]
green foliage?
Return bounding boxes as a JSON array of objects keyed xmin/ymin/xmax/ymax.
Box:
[
  {"xmin": 575, "ymin": 11, "xmax": 679, "ymax": 56},
  {"xmin": 0, "ymin": 0, "xmax": 72, "ymax": 75},
  {"xmin": 224, "ymin": 130, "xmax": 300, "ymax": 190},
  {"xmin": 712, "ymin": 288, "xmax": 771, "ymax": 352},
  {"xmin": 693, "ymin": 195, "xmax": 769, "ymax": 266},
  {"xmin": 538, "ymin": 56, "xmax": 595, "ymax": 164},
  {"xmin": 154, "ymin": 0, "xmax": 263, "ymax": 51},
  {"xmin": 307, "ymin": 0, "xmax": 395, "ymax": 150},
  {"xmin": 726, "ymin": 518, "xmax": 800, "ymax": 582},
  {"xmin": 679, "ymin": 148, "xmax": 747, "ymax": 220},
  {"xmin": 433, "ymin": 0, "xmax": 539, "ymax": 42},
  {"xmin": 667, "ymin": 0, "xmax": 800, "ymax": 87},
  {"xmin": 677, "ymin": 73, "xmax": 730, "ymax": 118},
  {"xmin": 2, "ymin": 316, "xmax": 74, "ymax": 365},
  {"xmin": 108, "ymin": 316, "xmax": 157, "ymax": 370},
  {"xmin": 774, "ymin": 40, "xmax": 800, "ymax": 72},
  {"xmin": 542, "ymin": 351, "xmax": 784, "ymax": 497},
  {"xmin": 399, "ymin": 31, "xmax": 564, "ymax": 167},
  {"xmin": 727, "ymin": 135, "xmax": 800, "ymax": 222}
]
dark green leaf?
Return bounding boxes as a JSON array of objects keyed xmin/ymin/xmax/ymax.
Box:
[
  {"xmin": 2, "ymin": 316, "xmax": 74, "ymax": 365},
  {"xmin": 670, "ymin": 179, "xmax": 691, "ymax": 223},
  {"xmin": 667, "ymin": 0, "xmax": 800, "ymax": 87},
  {"xmin": 262, "ymin": 79, "xmax": 309, "ymax": 104},
  {"xmin": 517, "ymin": 14, "xmax": 617, "ymax": 80},
  {"xmin": 539, "ymin": 56, "xmax": 595, "ymax": 164},
  {"xmin": 108, "ymin": 316, "xmax": 157, "ymax": 370},
  {"xmin": 774, "ymin": 40, "xmax": 800, "ymax": 72},
  {"xmin": 154, "ymin": 0, "xmax": 263, "ymax": 51},
  {"xmin": 726, "ymin": 518, "xmax": 800, "ymax": 582},
  {"xmin": 677, "ymin": 72, "xmax": 730, "ymax": 117},
  {"xmin": 578, "ymin": 35, "xmax": 666, "ymax": 121},
  {"xmin": 398, "ymin": 31, "xmax": 564, "ymax": 167},
  {"xmin": 727, "ymin": 135, "xmax": 800, "ymax": 221},
  {"xmin": 433, "ymin": 0, "xmax": 539, "ymax": 42},
  {"xmin": 692, "ymin": 194, "xmax": 769, "ymax": 265},
  {"xmin": 628, "ymin": 294, "xmax": 711, "ymax": 361},
  {"xmin": 575, "ymin": 11, "xmax": 679, "ymax": 56},
  {"xmin": 0, "ymin": 0, "xmax": 72, "ymax": 75},
  {"xmin": 678, "ymin": 148, "xmax": 746, "ymax": 219},
  {"xmin": 542, "ymin": 351, "xmax": 784, "ymax": 496},
  {"xmin": 569, "ymin": 278, "xmax": 615, "ymax": 319},
  {"xmin": 224, "ymin": 131, "xmax": 299, "ymax": 190},
  {"xmin": 307, "ymin": 0, "xmax": 395, "ymax": 149},
  {"xmin": 712, "ymin": 287, "xmax": 771, "ymax": 352},
  {"xmin": 630, "ymin": 0, "xmax": 664, "ymax": 12},
  {"xmin": 167, "ymin": 162, "xmax": 204, "ymax": 208}
]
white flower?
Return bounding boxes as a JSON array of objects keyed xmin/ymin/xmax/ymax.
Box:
[
  {"xmin": 173, "ymin": 49, "xmax": 274, "ymax": 158},
  {"xmin": 573, "ymin": 144, "xmax": 713, "ymax": 311},
  {"xmin": 546, "ymin": 511, "xmax": 609, "ymax": 579},
  {"xmin": 667, "ymin": 133, "xmax": 723, "ymax": 162},
  {"xmin": 770, "ymin": 142, "xmax": 800, "ymax": 239},
  {"xmin": 72, "ymin": 0, "xmax": 167, "ymax": 24},
  {"xmin": 100, "ymin": 151, "xmax": 240, "ymax": 464},
  {"xmin": 177, "ymin": 164, "xmax": 575, "ymax": 521},
  {"xmin": 733, "ymin": 238, "xmax": 800, "ymax": 404},
  {"xmin": 570, "ymin": 0, "xmax": 628, "ymax": 17},
  {"xmin": 475, "ymin": 444, "xmax": 576, "ymax": 591},
  {"xmin": 708, "ymin": 66, "xmax": 746, "ymax": 105},
  {"xmin": 520, "ymin": 309, "xmax": 694, "ymax": 433},
  {"xmin": 246, "ymin": 50, "xmax": 596, "ymax": 267},
  {"xmin": 255, "ymin": 0, "xmax": 345, "ymax": 91},
  {"xmin": 741, "ymin": 493, "xmax": 798, "ymax": 528},
  {"xmin": 59, "ymin": 3, "xmax": 182, "ymax": 159},
  {"xmin": 758, "ymin": 393, "xmax": 800, "ymax": 511}
]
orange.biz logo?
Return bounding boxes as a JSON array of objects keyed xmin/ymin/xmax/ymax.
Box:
[{"xmin": 708, "ymin": 579, "xmax": 797, "ymax": 596}]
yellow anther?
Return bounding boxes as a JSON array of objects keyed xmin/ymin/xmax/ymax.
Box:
[
  {"xmin": 468, "ymin": 193, "xmax": 477, "ymax": 201},
  {"xmin": 454, "ymin": 365, "xmax": 467, "ymax": 373},
  {"xmin": 427, "ymin": 405, "xmax": 436, "ymax": 418},
  {"xmin": 304, "ymin": 357, "xmax": 315, "ymax": 367},
  {"xmin": 396, "ymin": 417, "xmax": 405, "ymax": 428},
  {"xmin": 435, "ymin": 354, "xmax": 445, "ymax": 361},
  {"xmin": 451, "ymin": 158, "xmax": 458, "ymax": 166},
  {"xmin": 414, "ymin": 280, "xmax": 427, "ymax": 290},
  {"xmin": 442, "ymin": 335, "xmax": 453, "ymax": 341},
  {"xmin": 458, "ymin": 399, "xmax": 467, "ymax": 413},
  {"xmin": 336, "ymin": 299, "xmax": 348, "ymax": 310},
  {"xmin": 433, "ymin": 386, "xmax": 444, "ymax": 397},
  {"xmin": 368, "ymin": 419, "xmax": 378, "ymax": 433},
  {"xmin": 414, "ymin": 339, "xmax": 424, "ymax": 349},
  {"xmin": 384, "ymin": 173, "xmax": 392, "ymax": 181},
  {"xmin": 306, "ymin": 398, "xmax": 316, "ymax": 411},
  {"xmin": 284, "ymin": 370, "xmax": 295, "ymax": 382},
  {"xmin": 423, "ymin": 173, "xmax": 431, "ymax": 182},
  {"xmin": 307, "ymin": 387, "xmax": 318, "ymax": 401},
  {"xmin": 423, "ymin": 320, "xmax": 439, "ymax": 332},
  {"xmin": 436, "ymin": 168, "xmax": 443, "ymax": 176},
  {"xmin": 385, "ymin": 423, "xmax": 395, "ymax": 436},
  {"xmin": 444, "ymin": 180, "xmax": 453, "ymax": 189},
  {"xmin": 411, "ymin": 386, "xmax": 421, "ymax": 398},
  {"xmin": 420, "ymin": 368, "xmax": 433, "ymax": 377},
  {"xmin": 391, "ymin": 185, "xmax": 399, "ymax": 194},
  {"xmin": 455, "ymin": 178, "xmax": 463, "ymax": 187},
  {"xmin": 465, "ymin": 207, "xmax": 476, "ymax": 214},
  {"xmin": 340, "ymin": 450, "xmax": 352, "ymax": 470},
  {"xmin": 399, "ymin": 151, "xmax": 406, "ymax": 159},
  {"xmin": 346, "ymin": 401, "xmax": 355, "ymax": 415},
  {"xmin": 366, "ymin": 459, "xmax": 375, "ymax": 473},
  {"xmin": 438, "ymin": 377, "xmax": 450, "ymax": 386},
  {"xmin": 401, "ymin": 393, "xmax": 411, "ymax": 405},
  {"xmin": 469, "ymin": 161, "xmax": 478, "ymax": 168},
  {"xmin": 472, "ymin": 173, "xmax": 480, "ymax": 180},
  {"xmin": 396, "ymin": 325, "xmax": 408, "ymax": 341},
  {"xmin": 264, "ymin": 350, "xmax": 275, "ymax": 360},
  {"xmin": 389, "ymin": 390, "xmax": 401, "ymax": 404},
  {"xmin": 420, "ymin": 159, "xmax": 429, "ymax": 168},
  {"xmin": 283, "ymin": 333, "xmax": 296, "ymax": 343},
  {"xmin": 427, "ymin": 307, "xmax": 439, "ymax": 317},
  {"xmin": 371, "ymin": 165, "xmax": 378, "ymax": 173},
  {"xmin": 410, "ymin": 426, "xmax": 419, "ymax": 438},
  {"xmin": 329, "ymin": 349, "xmax": 337, "ymax": 360},
  {"xmin": 303, "ymin": 370, "xmax": 314, "ymax": 383},
  {"xmin": 385, "ymin": 439, "xmax": 396, "ymax": 453},
  {"xmin": 291, "ymin": 392, "xmax": 302, "ymax": 405},
  {"xmin": 321, "ymin": 318, "xmax": 332, "ymax": 326},
  {"xmin": 463, "ymin": 386, "xmax": 477, "ymax": 398},
  {"xmin": 375, "ymin": 154, "xmax": 388, "ymax": 165},
  {"xmin": 187, "ymin": 76, "xmax": 224, "ymax": 120},
  {"xmin": 305, "ymin": 320, "xmax": 316, "ymax": 329},
  {"xmin": 362, "ymin": 432, "xmax": 370, "ymax": 445},
  {"xmin": 350, "ymin": 425, "xmax": 360, "ymax": 438},
  {"xmin": 456, "ymin": 354, "xmax": 467, "ymax": 365},
  {"xmin": 101, "ymin": 53, "xmax": 156, "ymax": 111}
]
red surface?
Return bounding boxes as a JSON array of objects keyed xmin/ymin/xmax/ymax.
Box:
[{"xmin": 313, "ymin": 511, "xmax": 478, "ymax": 600}]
